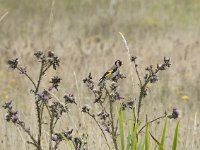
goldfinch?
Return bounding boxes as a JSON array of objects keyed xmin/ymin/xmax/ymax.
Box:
[{"xmin": 98, "ymin": 60, "xmax": 123, "ymax": 85}]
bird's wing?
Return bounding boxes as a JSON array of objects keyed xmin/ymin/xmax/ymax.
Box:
[{"xmin": 99, "ymin": 66, "xmax": 117, "ymax": 81}]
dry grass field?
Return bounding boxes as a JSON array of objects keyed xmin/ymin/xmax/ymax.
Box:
[{"xmin": 0, "ymin": 0, "xmax": 200, "ymax": 150}]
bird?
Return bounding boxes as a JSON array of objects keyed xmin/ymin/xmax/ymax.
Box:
[{"xmin": 98, "ymin": 60, "xmax": 123, "ymax": 85}]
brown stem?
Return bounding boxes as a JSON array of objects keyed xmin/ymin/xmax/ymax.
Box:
[
  {"xmin": 42, "ymin": 64, "xmax": 51, "ymax": 75},
  {"xmin": 109, "ymin": 99, "xmax": 118, "ymax": 150},
  {"xmin": 137, "ymin": 77, "xmax": 150, "ymax": 123},
  {"xmin": 138, "ymin": 115, "xmax": 166, "ymax": 134},
  {"xmin": 35, "ymin": 61, "xmax": 45, "ymax": 93},
  {"xmin": 137, "ymin": 68, "xmax": 162, "ymax": 123},
  {"xmin": 16, "ymin": 67, "xmax": 37, "ymax": 89},
  {"xmin": 52, "ymin": 118, "xmax": 58, "ymax": 129},
  {"xmin": 132, "ymin": 60, "xmax": 142, "ymax": 87},
  {"xmin": 53, "ymin": 141, "xmax": 60, "ymax": 150},
  {"xmin": 88, "ymin": 113, "xmax": 110, "ymax": 149},
  {"xmin": 35, "ymin": 61, "xmax": 45, "ymax": 150},
  {"xmin": 49, "ymin": 117, "xmax": 53, "ymax": 150},
  {"xmin": 149, "ymin": 131, "xmax": 160, "ymax": 145},
  {"xmin": 40, "ymin": 102, "xmax": 45, "ymax": 122},
  {"xmin": 19, "ymin": 122, "xmax": 38, "ymax": 147},
  {"xmin": 44, "ymin": 103, "xmax": 53, "ymax": 150},
  {"xmin": 35, "ymin": 101, "xmax": 42, "ymax": 150}
]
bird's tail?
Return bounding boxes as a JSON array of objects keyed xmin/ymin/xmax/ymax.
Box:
[{"xmin": 98, "ymin": 78, "xmax": 104, "ymax": 86}]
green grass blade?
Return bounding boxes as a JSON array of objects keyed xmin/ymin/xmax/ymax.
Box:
[
  {"xmin": 132, "ymin": 122, "xmax": 139, "ymax": 150},
  {"xmin": 172, "ymin": 121, "xmax": 180, "ymax": 150},
  {"xmin": 126, "ymin": 134, "xmax": 132, "ymax": 150},
  {"xmin": 125, "ymin": 111, "xmax": 138, "ymax": 150},
  {"xmin": 138, "ymin": 138, "xmax": 145, "ymax": 150},
  {"xmin": 130, "ymin": 110, "xmax": 140, "ymax": 150},
  {"xmin": 145, "ymin": 118, "xmax": 149, "ymax": 150},
  {"xmin": 119, "ymin": 107, "xmax": 125, "ymax": 150},
  {"xmin": 160, "ymin": 118, "xmax": 168, "ymax": 150}
]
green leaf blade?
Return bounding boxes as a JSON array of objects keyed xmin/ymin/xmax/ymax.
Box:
[
  {"xmin": 119, "ymin": 107, "xmax": 125, "ymax": 150},
  {"xmin": 145, "ymin": 119, "xmax": 149, "ymax": 150},
  {"xmin": 160, "ymin": 118, "xmax": 168, "ymax": 150},
  {"xmin": 172, "ymin": 121, "xmax": 180, "ymax": 150}
]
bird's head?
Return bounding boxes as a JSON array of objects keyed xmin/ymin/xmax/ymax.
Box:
[{"xmin": 115, "ymin": 60, "xmax": 123, "ymax": 67}]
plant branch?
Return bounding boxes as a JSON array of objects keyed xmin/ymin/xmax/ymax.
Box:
[
  {"xmin": 44, "ymin": 102, "xmax": 53, "ymax": 150},
  {"xmin": 137, "ymin": 68, "xmax": 163, "ymax": 122},
  {"xmin": 88, "ymin": 113, "xmax": 110, "ymax": 149},
  {"xmin": 138, "ymin": 115, "xmax": 166, "ymax": 134},
  {"xmin": 137, "ymin": 77, "xmax": 150, "ymax": 123},
  {"xmin": 35, "ymin": 61, "xmax": 45, "ymax": 150},
  {"xmin": 132, "ymin": 59, "xmax": 142, "ymax": 87},
  {"xmin": 49, "ymin": 117, "xmax": 54, "ymax": 150},
  {"xmin": 19, "ymin": 122, "xmax": 38, "ymax": 147},
  {"xmin": 42, "ymin": 64, "xmax": 51, "ymax": 75},
  {"xmin": 149, "ymin": 131, "xmax": 160, "ymax": 145},
  {"xmin": 35, "ymin": 61, "xmax": 45, "ymax": 93},
  {"xmin": 109, "ymin": 98, "xmax": 118, "ymax": 150},
  {"xmin": 16, "ymin": 67, "xmax": 37, "ymax": 89}
]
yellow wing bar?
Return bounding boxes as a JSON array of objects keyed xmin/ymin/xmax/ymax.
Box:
[{"xmin": 105, "ymin": 70, "xmax": 113, "ymax": 77}]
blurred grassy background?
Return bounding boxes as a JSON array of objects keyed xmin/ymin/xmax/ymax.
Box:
[{"xmin": 0, "ymin": 0, "xmax": 200, "ymax": 149}]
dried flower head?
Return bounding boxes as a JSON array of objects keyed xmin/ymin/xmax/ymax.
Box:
[
  {"xmin": 63, "ymin": 129, "xmax": 73, "ymax": 140},
  {"xmin": 150, "ymin": 74, "xmax": 158, "ymax": 83},
  {"xmin": 11, "ymin": 112, "xmax": 20, "ymax": 124},
  {"xmin": 7, "ymin": 58, "xmax": 18, "ymax": 69},
  {"xmin": 2, "ymin": 100, "xmax": 12, "ymax": 109},
  {"xmin": 83, "ymin": 73, "xmax": 94, "ymax": 90},
  {"xmin": 34, "ymin": 51, "xmax": 44, "ymax": 60},
  {"xmin": 121, "ymin": 98, "xmax": 135, "ymax": 110},
  {"xmin": 164, "ymin": 57, "xmax": 170, "ymax": 64},
  {"xmin": 168, "ymin": 108, "xmax": 179, "ymax": 119},
  {"xmin": 97, "ymin": 110, "xmax": 109, "ymax": 120},
  {"xmin": 130, "ymin": 56, "xmax": 137, "ymax": 62},
  {"xmin": 47, "ymin": 51, "xmax": 60, "ymax": 70},
  {"xmin": 37, "ymin": 90, "xmax": 51, "ymax": 102},
  {"xmin": 112, "ymin": 72, "xmax": 126, "ymax": 83},
  {"xmin": 49, "ymin": 101, "xmax": 68, "ymax": 119},
  {"xmin": 52, "ymin": 133, "xmax": 62, "ymax": 142},
  {"xmin": 3, "ymin": 101, "xmax": 20, "ymax": 124},
  {"xmin": 81, "ymin": 105, "xmax": 90, "ymax": 113},
  {"xmin": 126, "ymin": 99, "xmax": 135, "ymax": 109},
  {"xmin": 93, "ymin": 89, "xmax": 103, "ymax": 103},
  {"xmin": 50, "ymin": 76, "xmax": 61, "ymax": 90},
  {"xmin": 74, "ymin": 137, "xmax": 82, "ymax": 149},
  {"xmin": 64, "ymin": 94, "xmax": 76, "ymax": 105}
]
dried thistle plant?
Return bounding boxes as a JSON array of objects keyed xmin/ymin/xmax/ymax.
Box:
[
  {"xmin": 82, "ymin": 69, "xmax": 128, "ymax": 150},
  {"xmin": 120, "ymin": 33, "xmax": 179, "ymax": 142},
  {"xmin": 81, "ymin": 33, "xmax": 179, "ymax": 150},
  {"xmin": 3, "ymin": 51, "xmax": 79, "ymax": 150},
  {"xmin": 3, "ymin": 40, "xmax": 179, "ymax": 150}
]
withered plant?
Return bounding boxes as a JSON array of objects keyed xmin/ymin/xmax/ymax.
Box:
[
  {"xmin": 82, "ymin": 34, "xmax": 179, "ymax": 150},
  {"xmin": 3, "ymin": 51, "xmax": 87, "ymax": 150}
]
